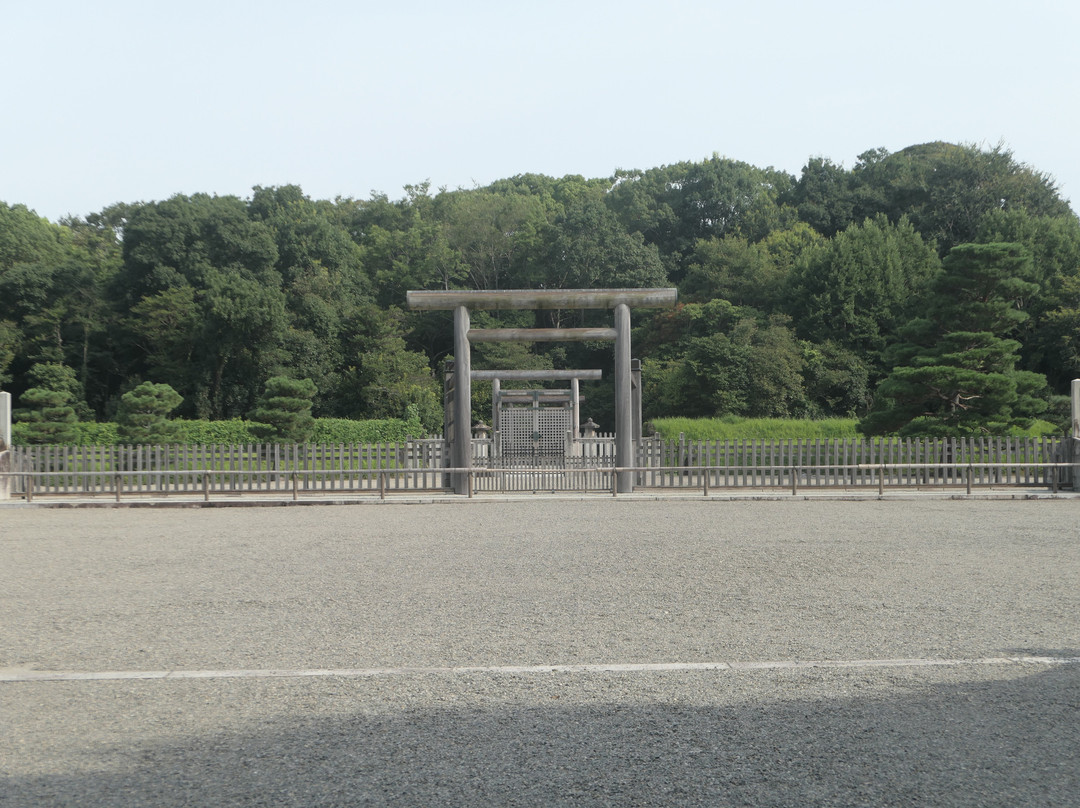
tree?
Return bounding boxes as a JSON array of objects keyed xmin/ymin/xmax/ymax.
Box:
[
  {"xmin": 859, "ymin": 243, "xmax": 1049, "ymax": 436},
  {"xmin": 0, "ymin": 319, "xmax": 18, "ymax": 388},
  {"xmin": 636, "ymin": 301, "xmax": 812, "ymax": 419},
  {"xmin": 538, "ymin": 194, "xmax": 667, "ymax": 293},
  {"xmin": 848, "ymin": 142, "xmax": 1071, "ymax": 253},
  {"xmin": 1039, "ymin": 275, "xmax": 1080, "ymax": 384},
  {"xmin": 0, "ymin": 202, "xmax": 64, "ymax": 270},
  {"xmin": 786, "ymin": 215, "xmax": 941, "ymax": 360},
  {"xmin": 975, "ymin": 208, "xmax": 1080, "ymax": 388},
  {"xmin": 248, "ymin": 377, "xmax": 317, "ymax": 443},
  {"xmin": 15, "ymin": 387, "xmax": 78, "ymax": 444},
  {"xmin": 682, "ymin": 235, "xmax": 780, "ymax": 310},
  {"xmin": 22, "ymin": 362, "xmax": 91, "ymax": 420},
  {"xmin": 440, "ymin": 189, "xmax": 548, "ymax": 290},
  {"xmin": 116, "ymin": 382, "xmax": 183, "ymax": 444},
  {"xmin": 606, "ymin": 157, "xmax": 796, "ymax": 280},
  {"xmin": 785, "ymin": 156, "xmax": 855, "ymax": 237},
  {"xmin": 352, "ymin": 336, "xmax": 441, "ymax": 431},
  {"xmin": 116, "ymin": 194, "xmax": 287, "ymax": 418}
]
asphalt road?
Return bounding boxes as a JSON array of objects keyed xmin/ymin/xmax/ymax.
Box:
[{"xmin": 2, "ymin": 500, "xmax": 1078, "ymax": 806}]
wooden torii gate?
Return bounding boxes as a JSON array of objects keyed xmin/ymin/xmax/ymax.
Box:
[
  {"xmin": 407, "ymin": 288, "xmax": 677, "ymax": 493},
  {"xmin": 473, "ymin": 368, "xmax": 603, "ymax": 440}
]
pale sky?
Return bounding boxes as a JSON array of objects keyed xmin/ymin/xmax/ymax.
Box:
[{"xmin": 3, "ymin": 0, "xmax": 1078, "ymax": 223}]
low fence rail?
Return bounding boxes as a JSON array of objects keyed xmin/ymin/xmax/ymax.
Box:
[{"xmin": 2, "ymin": 436, "xmax": 1075, "ymax": 499}]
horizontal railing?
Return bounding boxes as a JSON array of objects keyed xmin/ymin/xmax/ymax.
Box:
[{"xmin": 0, "ymin": 467, "xmax": 448, "ymax": 502}]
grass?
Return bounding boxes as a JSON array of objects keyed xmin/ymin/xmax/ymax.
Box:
[
  {"xmin": 649, "ymin": 416, "xmax": 1064, "ymax": 441},
  {"xmin": 650, "ymin": 416, "xmax": 859, "ymax": 441}
]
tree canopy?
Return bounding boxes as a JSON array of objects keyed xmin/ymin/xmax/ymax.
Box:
[{"xmin": 0, "ymin": 141, "xmax": 1076, "ymax": 437}]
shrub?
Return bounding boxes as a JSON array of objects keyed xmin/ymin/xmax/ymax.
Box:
[
  {"xmin": 117, "ymin": 382, "xmax": 183, "ymax": 444},
  {"xmin": 13, "ymin": 388, "xmax": 79, "ymax": 444},
  {"xmin": 248, "ymin": 377, "xmax": 317, "ymax": 443},
  {"xmin": 311, "ymin": 417, "xmax": 423, "ymax": 444}
]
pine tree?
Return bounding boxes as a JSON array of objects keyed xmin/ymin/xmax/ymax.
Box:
[
  {"xmin": 116, "ymin": 382, "xmax": 183, "ymax": 444},
  {"xmin": 859, "ymin": 243, "xmax": 1049, "ymax": 436},
  {"xmin": 248, "ymin": 377, "xmax": 317, "ymax": 443},
  {"xmin": 15, "ymin": 388, "xmax": 79, "ymax": 444}
]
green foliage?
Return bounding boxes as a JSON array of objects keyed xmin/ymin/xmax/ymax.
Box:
[
  {"xmin": 786, "ymin": 214, "xmax": 941, "ymax": 358},
  {"xmin": 1, "ymin": 141, "xmax": 1076, "ymax": 438},
  {"xmin": 14, "ymin": 387, "xmax": 79, "ymax": 444},
  {"xmin": 651, "ymin": 416, "xmax": 858, "ymax": 441},
  {"xmin": 0, "ymin": 202, "xmax": 65, "ymax": 270},
  {"xmin": 860, "ymin": 243, "xmax": 1050, "ymax": 436},
  {"xmin": 10, "ymin": 417, "xmax": 425, "ymax": 446},
  {"xmin": 638, "ymin": 302, "xmax": 841, "ymax": 420},
  {"xmin": 248, "ymin": 376, "xmax": 317, "ymax": 443},
  {"xmin": 785, "ymin": 142, "xmax": 1070, "ymax": 252},
  {"xmin": 0, "ymin": 319, "xmax": 20, "ymax": 387},
  {"xmin": 353, "ymin": 336, "xmax": 441, "ymax": 432},
  {"xmin": 311, "ymin": 417, "xmax": 426, "ymax": 443},
  {"xmin": 116, "ymin": 382, "xmax": 183, "ymax": 444},
  {"xmin": 171, "ymin": 419, "xmax": 258, "ymax": 444},
  {"xmin": 116, "ymin": 193, "xmax": 287, "ymax": 419}
]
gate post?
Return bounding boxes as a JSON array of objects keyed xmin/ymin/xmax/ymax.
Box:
[
  {"xmin": 0, "ymin": 391, "xmax": 10, "ymax": 449},
  {"xmin": 614, "ymin": 303, "xmax": 633, "ymax": 493},
  {"xmin": 452, "ymin": 305, "xmax": 472, "ymax": 495},
  {"xmin": 0, "ymin": 391, "xmax": 10, "ymax": 500},
  {"xmin": 1071, "ymin": 379, "xmax": 1080, "ymax": 491}
]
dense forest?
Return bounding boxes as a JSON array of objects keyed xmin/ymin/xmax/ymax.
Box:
[{"xmin": 2, "ymin": 141, "xmax": 1079, "ymax": 438}]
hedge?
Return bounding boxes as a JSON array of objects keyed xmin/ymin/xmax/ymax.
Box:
[{"xmin": 10, "ymin": 417, "xmax": 429, "ymax": 446}]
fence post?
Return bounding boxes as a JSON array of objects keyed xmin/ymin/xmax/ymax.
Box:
[
  {"xmin": 791, "ymin": 466, "xmax": 798, "ymax": 496},
  {"xmin": 878, "ymin": 464, "xmax": 885, "ymax": 496},
  {"xmin": 467, "ymin": 469, "xmax": 474, "ymax": 498},
  {"xmin": 292, "ymin": 472, "xmax": 298, "ymax": 501},
  {"xmin": 1071, "ymin": 379, "xmax": 1080, "ymax": 491},
  {"xmin": 27, "ymin": 473, "xmax": 33, "ymax": 503},
  {"xmin": 0, "ymin": 391, "xmax": 10, "ymax": 450},
  {"xmin": 703, "ymin": 467, "xmax": 709, "ymax": 497},
  {"xmin": 203, "ymin": 473, "xmax": 209, "ymax": 502},
  {"xmin": 966, "ymin": 464, "xmax": 972, "ymax": 496},
  {"xmin": 115, "ymin": 473, "xmax": 121, "ymax": 502},
  {"xmin": 379, "ymin": 470, "xmax": 386, "ymax": 500}
]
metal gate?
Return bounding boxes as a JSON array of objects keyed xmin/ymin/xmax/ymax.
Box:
[{"xmin": 499, "ymin": 406, "xmax": 571, "ymax": 459}]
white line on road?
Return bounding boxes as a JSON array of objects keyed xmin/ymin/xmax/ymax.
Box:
[{"xmin": 1, "ymin": 656, "xmax": 1076, "ymax": 683}]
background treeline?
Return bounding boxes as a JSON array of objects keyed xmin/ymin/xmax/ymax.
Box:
[{"xmin": 2, "ymin": 141, "xmax": 1079, "ymax": 437}]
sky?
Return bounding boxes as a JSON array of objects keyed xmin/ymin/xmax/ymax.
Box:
[{"xmin": 3, "ymin": 0, "xmax": 1079, "ymax": 223}]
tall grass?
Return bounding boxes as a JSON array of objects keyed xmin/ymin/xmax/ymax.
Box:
[
  {"xmin": 649, "ymin": 416, "xmax": 1062, "ymax": 441},
  {"xmin": 650, "ymin": 417, "xmax": 859, "ymax": 441}
]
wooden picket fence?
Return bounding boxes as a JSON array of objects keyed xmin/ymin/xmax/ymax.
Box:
[
  {"xmin": 637, "ymin": 435, "xmax": 1074, "ymax": 490},
  {"xmin": 3, "ymin": 435, "xmax": 1074, "ymax": 498},
  {"xmin": 6, "ymin": 441, "xmax": 446, "ymax": 497}
]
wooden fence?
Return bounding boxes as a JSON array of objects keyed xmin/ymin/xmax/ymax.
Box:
[
  {"xmin": 5, "ymin": 441, "xmax": 446, "ymax": 497},
  {"xmin": 3, "ymin": 436, "xmax": 1074, "ymax": 498},
  {"xmin": 638, "ymin": 435, "xmax": 1074, "ymax": 490}
]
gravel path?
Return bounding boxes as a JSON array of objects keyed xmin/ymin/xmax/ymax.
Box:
[{"xmin": 2, "ymin": 500, "xmax": 1078, "ymax": 806}]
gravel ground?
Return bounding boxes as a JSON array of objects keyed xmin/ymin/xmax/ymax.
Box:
[{"xmin": 1, "ymin": 499, "xmax": 1078, "ymax": 806}]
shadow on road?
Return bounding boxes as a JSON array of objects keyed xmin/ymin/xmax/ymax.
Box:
[{"xmin": 4, "ymin": 657, "xmax": 1077, "ymax": 808}]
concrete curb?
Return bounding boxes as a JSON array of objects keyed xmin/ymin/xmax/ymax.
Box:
[{"xmin": 2, "ymin": 489, "xmax": 1078, "ymax": 508}]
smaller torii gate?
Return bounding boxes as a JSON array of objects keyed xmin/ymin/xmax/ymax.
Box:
[
  {"xmin": 407, "ymin": 288, "xmax": 677, "ymax": 493},
  {"xmin": 473, "ymin": 368, "xmax": 603, "ymax": 440}
]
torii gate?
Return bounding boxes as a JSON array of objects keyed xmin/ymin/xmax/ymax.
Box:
[
  {"xmin": 407, "ymin": 288, "xmax": 677, "ymax": 493},
  {"xmin": 473, "ymin": 368, "xmax": 603, "ymax": 439}
]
